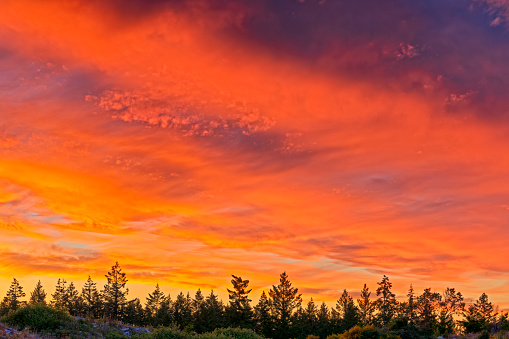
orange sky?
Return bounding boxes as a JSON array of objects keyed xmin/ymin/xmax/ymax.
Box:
[{"xmin": 2, "ymin": 0, "xmax": 509, "ymax": 309}]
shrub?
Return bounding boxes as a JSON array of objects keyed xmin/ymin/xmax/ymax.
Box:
[
  {"xmin": 0, "ymin": 304, "xmax": 72, "ymax": 331},
  {"xmin": 327, "ymin": 325, "xmax": 378, "ymax": 339},
  {"xmin": 478, "ymin": 330, "xmax": 490, "ymax": 339},
  {"xmin": 210, "ymin": 328, "xmax": 264, "ymax": 339},
  {"xmin": 148, "ymin": 326, "xmax": 191, "ymax": 339}
]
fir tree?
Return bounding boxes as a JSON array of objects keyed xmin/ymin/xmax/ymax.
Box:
[
  {"xmin": 155, "ymin": 294, "xmax": 173, "ymax": 326},
  {"xmin": 436, "ymin": 287, "xmax": 465, "ymax": 335},
  {"xmin": 269, "ymin": 272, "xmax": 302, "ymax": 339},
  {"xmin": 123, "ymin": 298, "xmax": 145, "ymax": 325},
  {"xmin": 202, "ymin": 290, "xmax": 225, "ymax": 332},
  {"xmin": 357, "ymin": 284, "xmax": 375, "ymax": 325},
  {"xmin": 192, "ymin": 289, "xmax": 208, "ymax": 333},
  {"xmin": 461, "ymin": 293, "xmax": 497, "ymax": 333},
  {"xmin": 145, "ymin": 284, "xmax": 165, "ymax": 321},
  {"xmin": 316, "ymin": 302, "xmax": 331, "ymax": 339},
  {"xmin": 304, "ymin": 298, "xmax": 318, "ymax": 335},
  {"xmin": 66, "ymin": 282, "xmax": 83, "ymax": 316},
  {"xmin": 336, "ymin": 289, "xmax": 360, "ymax": 331},
  {"xmin": 254, "ymin": 291, "xmax": 273, "ymax": 338},
  {"xmin": 173, "ymin": 292, "xmax": 193, "ymax": 330},
  {"xmin": 29, "ymin": 280, "xmax": 46, "ymax": 305},
  {"xmin": 226, "ymin": 275, "xmax": 253, "ymax": 328},
  {"xmin": 0, "ymin": 278, "xmax": 26, "ymax": 315},
  {"xmin": 51, "ymin": 278, "xmax": 68, "ymax": 310},
  {"xmin": 417, "ymin": 288, "xmax": 441, "ymax": 328},
  {"xmin": 102, "ymin": 261, "xmax": 129, "ymax": 320},
  {"xmin": 375, "ymin": 275, "xmax": 397, "ymax": 327},
  {"xmin": 406, "ymin": 284, "xmax": 417, "ymax": 324},
  {"xmin": 81, "ymin": 276, "xmax": 102, "ymax": 318}
]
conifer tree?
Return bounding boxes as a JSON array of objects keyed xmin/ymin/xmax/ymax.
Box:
[
  {"xmin": 375, "ymin": 275, "xmax": 397, "ymax": 327},
  {"xmin": 51, "ymin": 278, "xmax": 68, "ymax": 310},
  {"xmin": 462, "ymin": 292, "xmax": 497, "ymax": 333},
  {"xmin": 405, "ymin": 284, "xmax": 417, "ymax": 323},
  {"xmin": 357, "ymin": 284, "xmax": 375, "ymax": 325},
  {"xmin": 82, "ymin": 276, "xmax": 102, "ymax": 318},
  {"xmin": 304, "ymin": 298, "xmax": 318, "ymax": 335},
  {"xmin": 145, "ymin": 284, "xmax": 165, "ymax": 321},
  {"xmin": 29, "ymin": 280, "xmax": 47, "ymax": 305},
  {"xmin": 336, "ymin": 289, "xmax": 359, "ymax": 331},
  {"xmin": 226, "ymin": 275, "xmax": 253, "ymax": 328},
  {"xmin": 202, "ymin": 290, "xmax": 225, "ymax": 332},
  {"xmin": 65, "ymin": 282, "xmax": 83, "ymax": 316},
  {"xmin": 102, "ymin": 261, "xmax": 129, "ymax": 320},
  {"xmin": 155, "ymin": 294, "xmax": 173, "ymax": 326},
  {"xmin": 269, "ymin": 272, "xmax": 302, "ymax": 339},
  {"xmin": 316, "ymin": 302, "xmax": 331, "ymax": 339},
  {"xmin": 436, "ymin": 287, "xmax": 465, "ymax": 335},
  {"xmin": 124, "ymin": 298, "xmax": 145, "ymax": 325},
  {"xmin": 0, "ymin": 278, "xmax": 26, "ymax": 315},
  {"xmin": 254, "ymin": 291, "xmax": 273, "ymax": 338},
  {"xmin": 173, "ymin": 292, "xmax": 193, "ymax": 330},
  {"xmin": 192, "ymin": 289, "xmax": 208, "ymax": 333},
  {"xmin": 417, "ymin": 287, "xmax": 441, "ymax": 328}
]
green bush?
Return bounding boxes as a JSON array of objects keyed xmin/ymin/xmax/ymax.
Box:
[
  {"xmin": 0, "ymin": 304, "xmax": 72, "ymax": 331},
  {"xmin": 327, "ymin": 325, "xmax": 378, "ymax": 339},
  {"xmin": 209, "ymin": 328, "xmax": 264, "ymax": 339},
  {"xmin": 148, "ymin": 326, "xmax": 191, "ymax": 339}
]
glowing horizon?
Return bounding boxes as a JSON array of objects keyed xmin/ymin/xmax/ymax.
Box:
[{"xmin": 2, "ymin": 0, "xmax": 509, "ymax": 309}]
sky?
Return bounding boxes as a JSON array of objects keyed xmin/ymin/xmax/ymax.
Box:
[{"xmin": 2, "ymin": 0, "xmax": 509, "ymax": 308}]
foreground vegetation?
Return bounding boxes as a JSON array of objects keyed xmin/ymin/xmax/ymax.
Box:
[{"xmin": 1, "ymin": 262, "xmax": 508, "ymax": 338}]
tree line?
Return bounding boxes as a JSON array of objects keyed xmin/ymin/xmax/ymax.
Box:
[{"xmin": 0, "ymin": 262, "xmax": 507, "ymax": 339}]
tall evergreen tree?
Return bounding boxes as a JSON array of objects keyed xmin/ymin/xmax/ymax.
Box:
[
  {"xmin": 417, "ymin": 288, "xmax": 441, "ymax": 328},
  {"xmin": 29, "ymin": 280, "xmax": 46, "ymax": 305},
  {"xmin": 269, "ymin": 272, "xmax": 302, "ymax": 339},
  {"xmin": 123, "ymin": 298, "xmax": 145, "ymax": 325},
  {"xmin": 254, "ymin": 291, "xmax": 273, "ymax": 338},
  {"xmin": 357, "ymin": 284, "xmax": 375, "ymax": 325},
  {"xmin": 316, "ymin": 302, "xmax": 331, "ymax": 339},
  {"xmin": 304, "ymin": 298, "xmax": 318, "ymax": 335},
  {"xmin": 336, "ymin": 289, "xmax": 360, "ymax": 331},
  {"xmin": 102, "ymin": 262, "xmax": 129, "ymax": 320},
  {"xmin": 436, "ymin": 287, "xmax": 465, "ymax": 336},
  {"xmin": 81, "ymin": 276, "xmax": 102, "ymax": 318},
  {"xmin": 192, "ymin": 289, "xmax": 208, "ymax": 333},
  {"xmin": 51, "ymin": 278, "xmax": 68, "ymax": 310},
  {"xmin": 226, "ymin": 275, "xmax": 253, "ymax": 328},
  {"xmin": 155, "ymin": 294, "xmax": 173, "ymax": 326},
  {"xmin": 65, "ymin": 282, "xmax": 83, "ymax": 316},
  {"xmin": 202, "ymin": 290, "xmax": 225, "ymax": 332},
  {"xmin": 0, "ymin": 278, "xmax": 26, "ymax": 315},
  {"xmin": 173, "ymin": 292, "xmax": 193, "ymax": 330},
  {"xmin": 375, "ymin": 275, "xmax": 397, "ymax": 327},
  {"xmin": 462, "ymin": 293, "xmax": 497, "ymax": 333},
  {"xmin": 145, "ymin": 284, "xmax": 165, "ymax": 322}
]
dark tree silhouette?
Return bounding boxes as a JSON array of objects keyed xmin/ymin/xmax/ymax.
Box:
[
  {"xmin": 0, "ymin": 278, "xmax": 26, "ymax": 315},
  {"xmin": 145, "ymin": 283, "xmax": 165, "ymax": 321},
  {"xmin": 254, "ymin": 291, "xmax": 273, "ymax": 338},
  {"xmin": 226, "ymin": 275, "xmax": 253, "ymax": 328},
  {"xmin": 82, "ymin": 276, "xmax": 103, "ymax": 318},
  {"xmin": 336, "ymin": 289, "xmax": 359, "ymax": 331},
  {"xmin": 51, "ymin": 278, "xmax": 68, "ymax": 310},
  {"xmin": 357, "ymin": 284, "xmax": 375, "ymax": 325},
  {"xmin": 269, "ymin": 272, "xmax": 302, "ymax": 339},
  {"xmin": 376, "ymin": 275, "xmax": 397, "ymax": 327},
  {"xmin": 102, "ymin": 262, "xmax": 129, "ymax": 320},
  {"xmin": 29, "ymin": 280, "xmax": 46, "ymax": 305}
]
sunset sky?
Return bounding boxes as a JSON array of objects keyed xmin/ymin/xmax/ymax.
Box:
[{"xmin": 2, "ymin": 0, "xmax": 509, "ymax": 308}]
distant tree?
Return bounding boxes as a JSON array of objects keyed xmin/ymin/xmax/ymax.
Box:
[
  {"xmin": 435, "ymin": 287, "xmax": 465, "ymax": 336},
  {"xmin": 155, "ymin": 294, "xmax": 173, "ymax": 326},
  {"xmin": 357, "ymin": 284, "xmax": 375, "ymax": 325},
  {"xmin": 173, "ymin": 292, "xmax": 193, "ymax": 330},
  {"xmin": 65, "ymin": 282, "xmax": 83, "ymax": 316},
  {"xmin": 29, "ymin": 280, "xmax": 46, "ymax": 305},
  {"xmin": 102, "ymin": 262, "xmax": 129, "ymax": 320},
  {"xmin": 290, "ymin": 306, "xmax": 307, "ymax": 339},
  {"xmin": 336, "ymin": 289, "xmax": 360, "ymax": 331},
  {"xmin": 316, "ymin": 302, "xmax": 331, "ymax": 339},
  {"xmin": 123, "ymin": 298, "xmax": 145, "ymax": 325},
  {"xmin": 269, "ymin": 272, "xmax": 302, "ymax": 339},
  {"xmin": 404, "ymin": 284, "xmax": 417, "ymax": 324},
  {"xmin": 51, "ymin": 278, "xmax": 68, "ymax": 310},
  {"xmin": 254, "ymin": 291, "xmax": 273, "ymax": 338},
  {"xmin": 0, "ymin": 278, "xmax": 26, "ymax": 315},
  {"xmin": 145, "ymin": 284, "xmax": 165, "ymax": 322},
  {"xmin": 192, "ymin": 289, "xmax": 208, "ymax": 333},
  {"xmin": 226, "ymin": 275, "xmax": 253, "ymax": 328},
  {"xmin": 304, "ymin": 298, "xmax": 318, "ymax": 335},
  {"xmin": 202, "ymin": 290, "xmax": 225, "ymax": 332},
  {"xmin": 81, "ymin": 276, "xmax": 103, "ymax": 318},
  {"xmin": 416, "ymin": 288, "xmax": 441, "ymax": 328},
  {"xmin": 375, "ymin": 275, "xmax": 397, "ymax": 327},
  {"xmin": 461, "ymin": 293, "xmax": 497, "ymax": 333}
]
